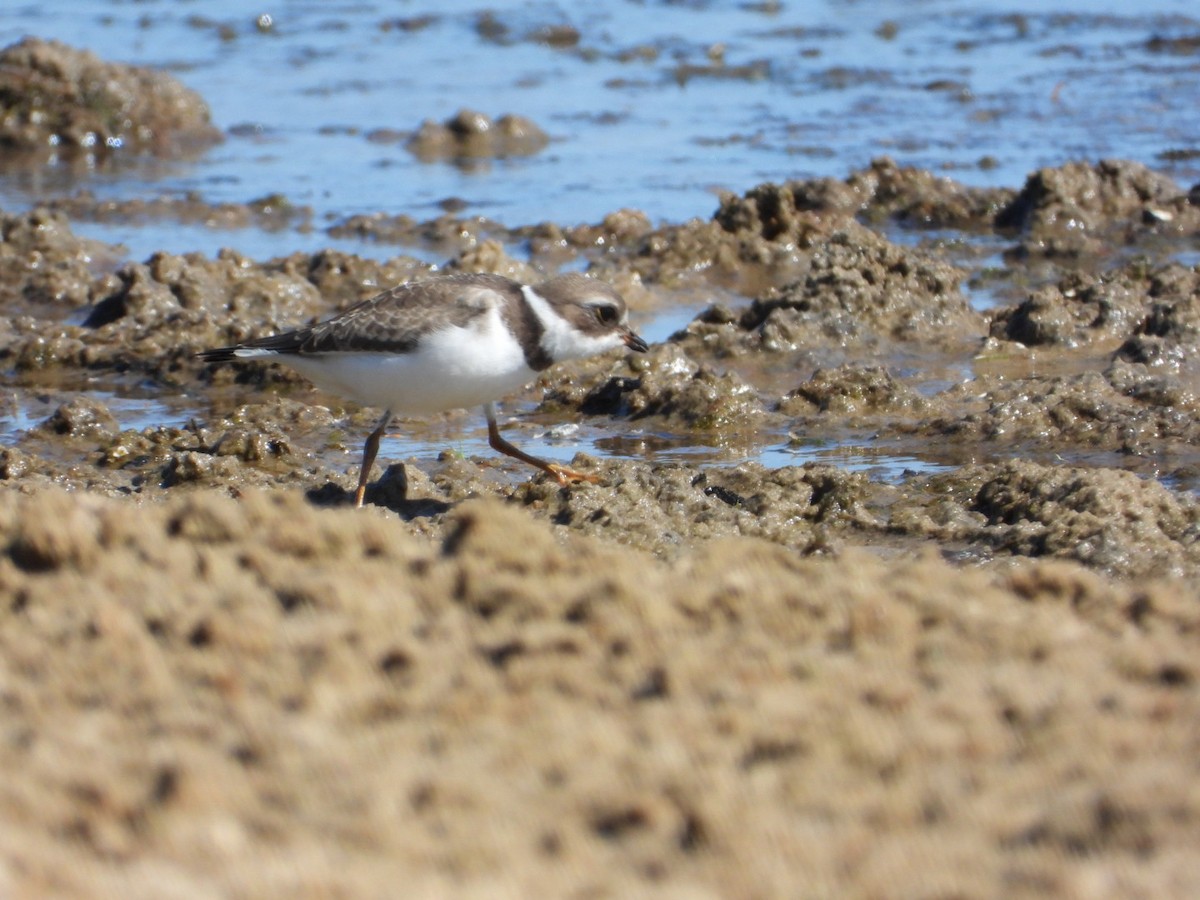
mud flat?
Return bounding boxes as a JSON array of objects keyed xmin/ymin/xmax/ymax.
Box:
[{"xmin": 1, "ymin": 39, "xmax": 1199, "ymax": 898}]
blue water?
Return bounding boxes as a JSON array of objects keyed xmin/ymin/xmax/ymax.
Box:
[{"xmin": 2, "ymin": 0, "xmax": 1198, "ymax": 262}]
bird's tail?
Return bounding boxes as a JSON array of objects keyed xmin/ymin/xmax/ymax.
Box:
[{"xmin": 196, "ymin": 346, "xmax": 240, "ymax": 363}]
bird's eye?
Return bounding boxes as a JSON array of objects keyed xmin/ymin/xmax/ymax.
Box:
[{"xmin": 593, "ymin": 305, "xmax": 618, "ymax": 325}]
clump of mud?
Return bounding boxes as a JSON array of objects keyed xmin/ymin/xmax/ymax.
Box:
[
  {"xmin": 327, "ymin": 210, "xmax": 507, "ymax": 254},
  {"xmin": 43, "ymin": 190, "xmax": 312, "ymax": 233},
  {"xmin": 989, "ymin": 264, "xmax": 1153, "ymax": 348},
  {"xmin": 518, "ymin": 459, "xmax": 872, "ymax": 557},
  {"xmin": 890, "ymin": 459, "xmax": 1200, "ymax": 579},
  {"xmin": 0, "ymin": 207, "xmax": 113, "ymax": 314},
  {"xmin": 909, "ymin": 368, "xmax": 1200, "ymax": 457},
  {"xmin": 780, "ymin": 364, "xmax": 929, "ymax": 417},
  {"xmin": 674, "ymin": 222, "xmax": 980, "ymax": 358},
  {"xmin": 696, "ymin": 156, "xmax": 1200, "ymax": 278},
  {"xmin": 996, "ymin": 159, "xmax": 1200, "ymax": 258},
  {"xmin": 541, "ymin": 343, "xmax": 778, "ymax": 439},
  {"xmin": 407, "ymin": 108, "xmax": 549, "ymax": 162},
  {"xmin": 715, "ymin": 156, "xmax": 1013, "ymax": 234},
  {"xmin": 0, "ymin": 37, "xmax": 222, "ymax": 164}
]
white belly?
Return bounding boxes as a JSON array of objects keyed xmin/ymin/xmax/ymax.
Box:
[{"xmin": 279, "ymin": 314, "xmax": 537, "ymax": 414}]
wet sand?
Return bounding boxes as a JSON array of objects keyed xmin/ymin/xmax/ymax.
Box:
[{"xmin": 1, "ymin": 36, "xmax": 1199, "ymax": 898}]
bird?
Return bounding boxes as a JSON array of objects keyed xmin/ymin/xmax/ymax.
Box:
[{"xmin": 198, "ymin": 271, "xmax": 649, "ymax": 507}]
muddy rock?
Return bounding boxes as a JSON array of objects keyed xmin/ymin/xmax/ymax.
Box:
[
  {"xmin": 0, "ymin": 37, "xmax": 221, "ymax": 164},
  {"xmin": 677, "ymin": 224, "xmax": 978, "ymax": 355},
  {"xmin": 407, "ymin": 108, "xmax": 549, "ymax": 162},
  {"xmin": 987, "ymin": 258, "xmax": 1200, "ymax": 370},
  {"xmin": 0, "ymin": 447, "xmax": 36, "ymax": 481},
  {"xmin": 0, "ymin": 440, "xmax": 132, "ymax": 498},
  {"xmin": 0, "ymin": 207, "xmax": 115, "ymax": 313},
  {"xmin": 1146, "ymin": 33, "xmax": 1200, "ymax": 55},
  {"xmin": 271, "ymin": 249, "xmax": 433, "ymax": 309},
  {"xmin": 98, "ymin": 425, "xmax": 191, "ymax": 475},
  {"xmin": 893, "ymin": 460, "xmax": 1200, "ymax": 578},
  {"xmin": 713, "ymin": 158, "xmax": 1012, "ymax": 235},
  {"xmin": 326, "ymin": 211, "xmax": 510, "ymax": 259},
  {"xmin": 996, "ymin": 159, "xmax": 1199, "ymax": 257},
  {"xmin": 542, "ymin": 343, "xmax": 776, "ymax": 437},
  {"xmin": 779, "ymin": 365, "xmax": 929, "ymax": 417},
  {"xmin": 993, "ymin": 285, "xmax": 1113, "ymax": 348},
  {"xmin": 1115, "ymin": 262, "xmax": 1200, "ymax": 368},
  {"xmin": 44, "ymin": 190, "xmax": 312, "ymax": 232},
  {"xmin": 3, "ymin": 247, "xmax": 320, "ymax": 374},
  {"xmin": 163, "ymin": 448, "xmax": 250, "ymax": 488},
  {"xmin": 989, "ymin": 275, "xmax": 1143, "ymax": 348},
  {"xmin": 0, "ymin": 442, "xmax": 131, "ymax": 498},
  {"xmin": 528, "ymin": 23, "xmax": 582, "ymax": 49},
  {"xmin": 573, "ymin": 208, "xmax": 654, "ymax": 246},
  {"xmin": 1118, "ymin": 332, "xmax": 1196, "ymax": 374},
  {"xmin": 521, "ymin": 208, "xmax": 655, "ymax": 257},
  {"xmin": 81, "ymin": 250, "xmax": 324, "ymax": 373},
  {"xmin": 912, "ymin": 370, "xmax": 1200, "ymax": 455},
  {"xmin": 475, "ymin": 13, "xmax": 588, "ymax": 52},
  {"xmin": 522, "ymin": 161, "xmax": 1198, "ymax": 296},
  {"xmin": 153, "ymin": 250, "xmax": 322, "ymax": 329},
  {"xmin": 517, "ymin": 460, "xmax": 873, "ymax": 557},
  {"xmin": 90, "ymin": 398, "xmax": 353, "ymax": 498},
  {"xmin": 639, "ymin": 218, "xmax": 804, "ymax": 291},
  {"xmin": 847, "ymin": 157, "xmax": 1014, "ymax": 229},
  {"xmin": 743, "ymin": 226, "xmax": 977, "ymax": 344},
  {"xmin": 89, "ymin": 398, "xmax": 350, "ymax": 500},
  {"xmin": 442, "ymin": 238, "xmax": 540, "ymax": 284},
  {"xmin": 285, "ymin": 231, "xmax": 535, "ymax": 286},
  {"xmin": 672, "ymin": 55, "xmax": 771, "ymax": 85},
  {"xmin": 36, "ymin": 396, "xmax": 118, "ymax": 440},
  {"xmin": 714, "ymin": 179, "xmax": 860, "ymax": 242},
  {"xmin": 1105, "ymin": 356, "xmax": 1200, "ymax": 416}
]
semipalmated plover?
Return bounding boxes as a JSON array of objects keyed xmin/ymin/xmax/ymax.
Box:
[{"xmin": 199, "ymin": 272, "xmax": 648, "ymax": 507}]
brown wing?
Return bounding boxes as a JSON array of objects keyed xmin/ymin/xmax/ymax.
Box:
[{"xmin": 233, "ymin": 273, "xmax": 521, "ymax": 355}]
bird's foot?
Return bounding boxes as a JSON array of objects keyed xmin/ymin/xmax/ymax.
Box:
[{"xmin": 545, "ymin": 463, "xmax": 602, "ymax": 486}]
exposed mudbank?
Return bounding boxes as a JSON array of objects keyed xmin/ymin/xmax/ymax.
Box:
[
  {"xmin": 1, "ymin": 489, "xmax": 1197, "ymax": 896},
  {"xmin": 4, "ymin": 156, "xmax": 1199, "ymax": 566},
  {"xmin": 4, "ymin": 159, "xmax": 1200, "ymax": 569}
]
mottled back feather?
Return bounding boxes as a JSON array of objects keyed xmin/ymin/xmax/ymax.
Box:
[{"xmin": 202, "ymin": 273, "xmax": 523, "ymax": 359}]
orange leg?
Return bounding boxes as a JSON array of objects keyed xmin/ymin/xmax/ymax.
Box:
[
  {"xmin": 354, "ymin": 409, "xmax": 394, "ymax": 508},
  {"xmin": 484, "ymin": 402, "xmax": 600, "ymax": 486}
]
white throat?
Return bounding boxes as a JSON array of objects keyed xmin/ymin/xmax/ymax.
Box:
[{"xmin": 521, "ymin": 285, "xmax": 624, "ymax": 363}]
